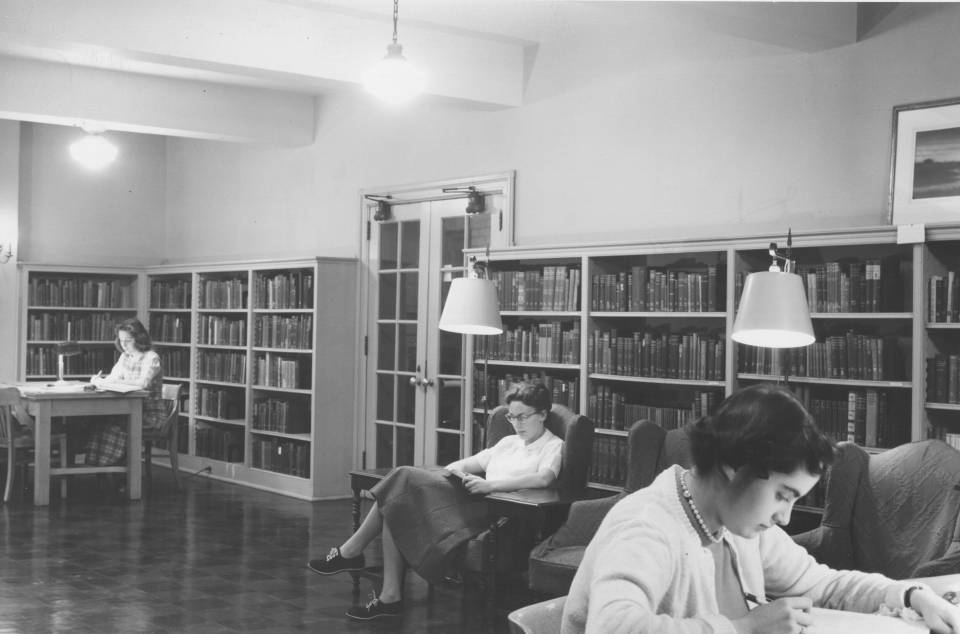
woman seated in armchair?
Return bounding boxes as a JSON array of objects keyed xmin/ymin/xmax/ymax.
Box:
[
  {"xmin": 562, "ymin": 383, "xmax": 960, "ymax": 634},
  {"xmin": 308, "ymin": 381, "xmax": 563, "ymax": 621}
]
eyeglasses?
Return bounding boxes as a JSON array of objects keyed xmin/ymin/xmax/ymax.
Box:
[{"xmin": 505, "ymin": 411, "xmax": 541, "ymax": 424}]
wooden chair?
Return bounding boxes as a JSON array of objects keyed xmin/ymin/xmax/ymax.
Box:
[
  {"xmin": 0, "ymin": 387, "xmax": 68, "ymax": 503},
  {"xmin": 142, "ymin": 383, "xmax": 182, "ymax": 491}
]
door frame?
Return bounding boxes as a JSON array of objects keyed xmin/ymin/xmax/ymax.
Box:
[{"xmin": 353, "ymin": 171, "xmax": 515, "ymax": 470}]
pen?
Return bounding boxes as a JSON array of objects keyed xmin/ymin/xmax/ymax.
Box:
[{"xmin": 744, "ymin": 593, "xmax": 763, "ymax": 606}]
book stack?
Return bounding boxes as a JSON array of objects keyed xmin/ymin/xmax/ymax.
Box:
[
  {"xmin": 926, "ymin": 354, "xmax": 960, "ymax": 403},
  {"xmin": 150, "ymin": 279, "xmax": 191, "ymax": 309},
  {"xmin": 28, "ymin": 277, "xmax": 135, "ymax": 309},
  {"xmin": 26, "ymin": 346, "xmax": 116, "ymax": 376},
  {"xmin": 195, "ymin": 425, "xmax": 244, "ymax": 462},
  {"xmin": 254, "ymin": 314, "xmax": 313, "ymax": 349},
  {"xmin": 27, "ymin": 311, "xmax": 125, "ymax": 341},
  {"xmin": 791, "ymin": 385, "xmax": 901, "ymax": 448},
  {"xmin": 928, "ymin": 270, "xmax": 960, "ymax": 322},
  {"xmin": 589, "ymin": 434, "xmax": 628, "ymax": 486},
  {"xmin": 197, "ymin": 350, "xmax": 247, "ymax": 383},
  {"xmin": 254, "ymin": 352, "xmax": 307, "ymax": 389},
  {"xmin": 591, "ymin": 264, "xmax": 721, "ymax": 312},
  {"xmin": 475, "ymin": 322, "xmax": 580, "ymax": 364},
  {"xmin": 490, "ymin": 265, "xmax": 581, "ymax": 311},
  {"xmin": 152, "ymin": 313, "xmax": 189, "ymax": 343},
  {"xmin": 158, "ymin": 348, "xmax": 190, "ymax": 378},
  {"xmin": 478, "ymin": 372, "xmax": 579, "ymax": 411},
  {"xmin": 199, "ymin": 315, "xmax": 247, "ymax": 346},
  {"xmin": 197, "ymin": 386, "xmax": 245, "ymax": 420},
  {"xmin": 588, "ymin": 329, "xmax": 725, "ymax": 381},
  {"xmin": 252, "ymin": 396, "xmax": 309, "ymax": 433},
  {"xmin": 254, "ymin": 270, "xmax": 314, "ymax": 309},
  {"xmin": 587, "ymin": 385, "xmax": 719, "ymax": 431},
  {"xmin": 200, "ymin": 277, "xmax": 247, "ymax": 309},
  {"xmin": 251, "ymin": 437, "xmax": 310, "ymax": 477},
  {"xmin": 738, "ymin": 333, "xmax": 903, "ymax": 381}
]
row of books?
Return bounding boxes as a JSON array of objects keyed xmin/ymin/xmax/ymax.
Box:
[
  {"xmin": 589, "ymin": 434, "xmax": 628, "ymax": 487},
  {"xmin": 472, "ymin": 370, "xmax": 579, "ymax": 411},
  {"xmin": 196, "ymin": 350, "xmax": 246, "ymax": 384},
  {"xmin": 587, "ymin": 330, "xmax": 725, "ymax": 381},
  {"xmin": 25, "ymin": 346, "xmax": 116, "ymax": 376},
  {"xmin": 590, "ymin": 265, "xmax": 722, "ymax": 313},
  {"xmin": 253, "ymin": 271, "xmax": 314, "ymax": 309},
  {"xmin": 792, "ymin": 385, "xmax": 906, "ymax": 448},
  {"xmin": 796, "ymin": 258, "xmax": 902, "ymax": 313},
  {"xmin": 253, "ymin": 352, "xmax": 309, "ymax": 389},
  {"xmin": 27, "ymin": 311, "xmax": 126, "ymax": 341},
  {"xmin": 490, "ymin": 266, "xmax": 581, "ymax": 311},
  {"xmin": 587, "ymin": 386, "xmax": 719, "ymax": 431},
  {"xmin": 253, "ymin": 314, "xmax": 313, "ymax": 349},
  {"xmin": 150, "ymin": 279, "xmax": 192, "ymax": 309},
  {"xmin": 199, "ymin": 315, "xmax": 247, "ymax": 346},
  {"xmin": 198, "ymin": 278, "xmax": 247, "ymax": 309},
  {"xmin": 928, "ymin": 271, "xmax": 960, "ymax": 322},
  {"xmin": 926, "ymin": 354, "xmax": 960, "ymax": 403},
  {"xmin": 196, "ymin": 386, "xmax": 245, "ymax": 420},
  {"xmin": 157, "ymin": 348, "xmax": 190, "ymax": 378},
  {"xmin": 251, "ymin": 437, "xmax": 310, "ymax": 478},
  {"xmin": 252, "ymin": 397, "xmax": 310, "ymax": 434},
  {"xmin": 473, "ymin": 322, "xmax": 580, "ymax": 364},
  {"xmin": 928, "ymin": 427, "xmax": 960, "ymax": 452},
  {"xmin": 28, "ymin": 277, "xmax": 135, "ymax": 309},
  {"xmin": 737, "ymin": 334, "xmax": 904, "ymax": 381},
  {"xmin": 195, "ymin": 425, "xmax": 244, "ymax": 463},
  {"xmin": 150, "ymin": 314, "xmax": 190, "ymax": 343}
]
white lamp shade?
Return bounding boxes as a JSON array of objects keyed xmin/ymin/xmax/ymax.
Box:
[
  {"xmin": 732, "ymin": 270, "xmax": 815, "ymax": 348},
  {"xmin": 363, "ymin": 44, "xmax": 426, "ymax": 105},
  {"xmin": 70, "ymin": 134, "xmax": 118, "ymax": 169},
  {"xmin": 439, "ymin": 277, "xmax": 503, "ymax": 335}
]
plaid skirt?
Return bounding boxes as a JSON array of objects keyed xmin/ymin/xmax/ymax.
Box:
[
  {"xmin": 84, "ymin": 398, "xmax": 166, "ymax": 467},
  {"xmin": 371, "ymin": 465, "xmax": 489, "ymax": 584}
]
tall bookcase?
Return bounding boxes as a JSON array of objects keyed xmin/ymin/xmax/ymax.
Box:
[
  {"xmin": 464, "ymin": 225, "xmax": 960, "ymax": 511},
  {"xmin": 19, "ymin": 258, "xmax": 357, "ymax": 501}
]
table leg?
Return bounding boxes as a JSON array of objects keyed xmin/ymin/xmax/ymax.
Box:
[
  {"xmin": 484, "ymin": 516, "xmax": 499, "ymax": 632},
  {"xmin": 127, "ymin": 401, "xmax": 142, "ymax": 501},
  {"xmin": 33, "ymin": 401, "xmax": 51, "ymax": 506}
]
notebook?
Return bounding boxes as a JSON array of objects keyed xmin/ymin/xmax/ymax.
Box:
[{"xmin": 807, "ymin": 608, "xmax": 928, "ymax": 634}]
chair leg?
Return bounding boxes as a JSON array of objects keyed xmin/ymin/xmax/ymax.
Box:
[
  {"xmin": 4, "ymin": 443, "xmax": 15, "ymax": 503},
  {"xmin": 143, "ymin": 440, "xmax": 152, "ymax": 491},
  {"xmin": 169, "ymin": 443, "xmax": 181, "ymax": 491},
  {"xmin": 57, "ymin": 436, "xmax": 68, "ymax": 499}
]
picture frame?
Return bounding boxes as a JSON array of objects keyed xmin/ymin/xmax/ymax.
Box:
[{"xmin": 889, "ymin": 96, "xmax": 960, "ymax": 225}]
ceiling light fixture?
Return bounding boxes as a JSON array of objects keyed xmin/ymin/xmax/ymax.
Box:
[
  {"xmin": 70, "ymin": 126, "xmax": 118, "ymax": 170},
  {"xmin": 364, "ymin": 0, "xmax": 425, "ymax": 105},
  {"xmin": 365, "ymin": 194, "xmax": 393, "ymax": 221},
  {"xmin": 732, "ymin": 229, "xmax": 815, "ymax": 349}
]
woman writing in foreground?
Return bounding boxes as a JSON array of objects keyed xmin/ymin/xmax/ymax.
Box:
[
  {"xmin": 562, "ymin": 383, "xmax": 960, "ymax": 634},
  {"xmin": 308, "ymin": 381, "xmax": 563, "ymax": 621}
]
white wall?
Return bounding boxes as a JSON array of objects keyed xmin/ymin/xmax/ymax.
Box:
[
  {"xmin": 159, "ymin": 4, "xmax": 960, "ymax": 260},
  {"xmin": 0, "ymin": 120, "xmax": 20, "ymax": 380},
  {"xmin": 19, "ymin": 124, "xmax": 166, "ymax": 266}
]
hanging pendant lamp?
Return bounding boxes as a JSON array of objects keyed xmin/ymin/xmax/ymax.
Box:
[{"xmin": 364, "ymin": 0, "xmax": 426, "ymax": 105}]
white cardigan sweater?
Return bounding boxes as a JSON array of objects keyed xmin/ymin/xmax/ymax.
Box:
[{"xmin": 562, "ymin": 465, "xmax": 913, "ymax": 634}]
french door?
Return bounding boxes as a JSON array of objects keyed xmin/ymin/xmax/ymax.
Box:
[{"xmin": 361, "ymin": 175, "xmax": 512, "ymax": 470}]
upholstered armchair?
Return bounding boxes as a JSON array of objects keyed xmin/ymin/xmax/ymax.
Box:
[
  {"xmin": 527, "ymin": 421, "xmax": 693, "ymax": 597},
  {"xmin": 460, "ymin": 404, "xmax": 595, "ymax": 577},
  {"xmin": 793, "ymin": 439, "xmax": 960, "ymax": 579}
]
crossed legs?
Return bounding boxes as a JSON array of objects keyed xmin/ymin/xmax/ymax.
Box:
[{"xmin": 338, "ymin": 501, "xmax": 406, "ymax": 603}]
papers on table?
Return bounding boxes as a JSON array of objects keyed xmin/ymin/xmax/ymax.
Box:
[
  {"xmin": 94, "ymin": 381, "xmax": 142, "ymax": 393},
  {"xmin": 807, "ymin": 608, "xmax": 928, "ymax": 634},
  {"xmin": 18, "ymin": 381, "xmax": 90, "ymax": 395}
]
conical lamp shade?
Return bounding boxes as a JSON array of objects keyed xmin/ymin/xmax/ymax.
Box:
[
  {"xmin": 439, "ymin": 277, "xmax": 503, "ymax": 335},
  {"xmin": 732, "ymin": 271, "xmax": 815, "ymax": 348}
]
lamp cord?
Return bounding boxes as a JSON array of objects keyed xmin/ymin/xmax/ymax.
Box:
[{"xmin": 392, "ymin": 0, "xmax": 399, "ymax": 44}]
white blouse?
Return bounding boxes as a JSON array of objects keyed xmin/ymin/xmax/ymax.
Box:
[{"xmin": 472, "ymin": 429, "xmax": 563, "ymax": 481}]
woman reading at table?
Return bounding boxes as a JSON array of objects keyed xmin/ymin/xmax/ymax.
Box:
[
  {"xmin": 84, "ymin": 318, "xmax": 164, "ymax": 467},
  {"xmin": 562, "ymin": 383, "xmax": 960, "ymax": 634},
  {"xmin": 307, "ymin": 381, "xmax": 563, "ymax": 622}
]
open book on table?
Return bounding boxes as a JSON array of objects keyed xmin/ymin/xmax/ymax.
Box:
[
  {"xmin": 95, "ymin": 381, "xmax": 142, "ymax": 394},
  {"xmin": 808, "ymin": 608, "xmax": 927, "ymax": 634}
]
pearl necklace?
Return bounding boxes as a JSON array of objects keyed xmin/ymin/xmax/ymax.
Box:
[{"xmin": 679, "ymin": 469, "xmax": 723, "ymax": 544}]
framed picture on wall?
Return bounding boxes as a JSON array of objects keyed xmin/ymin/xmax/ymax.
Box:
[{"xmin": 889, "ymin": 96, "xmax": 960, "ymax": 225}]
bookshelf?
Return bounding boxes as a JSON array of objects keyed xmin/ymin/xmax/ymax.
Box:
[
  {"xmin": 19, "ymin": 258, "xmax": 357, "ymax": 501},
  {"xmin": 147, "ymin": 258, "xmax": 357, "ymax": 500},
  {"xmin": 463, "ymin": 226, "xmax": 958, "ymax": 502},
  {"xmin": 20, "ymin": 265, "xmax": 142, "ymax": 381},
  {"xmin": 922, "ymin": 237, "xmax": 960, "ymax": 453}
]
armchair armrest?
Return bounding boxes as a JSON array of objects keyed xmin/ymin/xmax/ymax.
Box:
[{"xmin": 544, "ymin": 492, "xmax": 625, "ymax": 549}]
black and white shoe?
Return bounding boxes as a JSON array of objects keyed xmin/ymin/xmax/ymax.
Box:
[
  {"xmin": 345, "ymin": 594, "xmax": 403, "ymax": 621},
  {"xmin": 307, "ymin": 547, "xmax": 365, "ymax": 575}
]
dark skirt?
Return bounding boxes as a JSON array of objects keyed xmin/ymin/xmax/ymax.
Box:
[{"xmin": 371, "ymin": 465, "xmax": 489, "ymax": 584}]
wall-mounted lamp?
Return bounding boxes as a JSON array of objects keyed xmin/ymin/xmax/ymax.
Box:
[
  {"xmin": 70, "ymin": 126, "xmax": 118, "ymax": 170},
  {"xmin": 363, "ymin": 0, "xmax": 425, "ymax": 105},
  {"xmin": 0, "ymin": 242, "xmax": 11, "ymax": 264},
  {"xmin": 365, "ymin": 194, "xmax": 393, "ymax": 221},
  {"xmin": 732, "ymin": 229, "xmax": 815, "ymax": 348},
  {"xmin": 55, "ymin": 341, "xmax": 82, "ymax": 385},
  {"xmin": 442, "ymin": 186, "xmax": 485, "ymax": 214},
  {"xmin": 439, "ymin": 256, "xmax": 502, "ymax": 335}
]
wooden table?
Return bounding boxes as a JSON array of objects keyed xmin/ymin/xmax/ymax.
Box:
[{"xmin": 15, "ymin": 385, "xmax": 146, "ymax": 506}]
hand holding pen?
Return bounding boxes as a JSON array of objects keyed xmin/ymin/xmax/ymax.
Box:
[{"xmin": 737, "ymin": 593, "xmax": 813, "ymax": 634}]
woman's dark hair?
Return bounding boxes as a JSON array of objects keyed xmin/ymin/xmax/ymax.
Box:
[
  {"xmin": 688, "ymin": 383, "xmax": 835, "ymax": 478},
  {"xmin": 504, "ymin": 381, "xmax": 552, "ymax": 413},
  {"xmin": 115, "ymin": 318, "xmax": 153, "ymax": 353}
]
